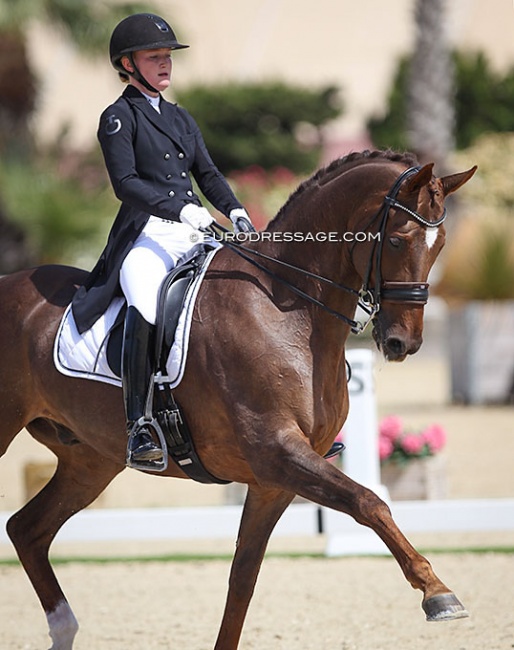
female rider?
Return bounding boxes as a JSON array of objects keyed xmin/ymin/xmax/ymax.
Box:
[{"xmin": 72, "ymin": 13, "xmax": 253, "ymax": 466}]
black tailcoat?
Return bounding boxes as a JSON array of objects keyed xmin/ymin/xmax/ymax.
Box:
[{"xmin": 72, "ymin": 85, "xmax": 242, "ymax": 333}]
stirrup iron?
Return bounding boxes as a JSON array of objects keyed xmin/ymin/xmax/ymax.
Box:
[{"xmin": 126, "ymin": 417, "xmax": 169, "ymax": 472}]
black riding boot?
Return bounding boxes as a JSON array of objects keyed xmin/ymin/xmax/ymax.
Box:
[{"xmin": 122, "ymin": 306, "xmax": 163, "ymax": 464}]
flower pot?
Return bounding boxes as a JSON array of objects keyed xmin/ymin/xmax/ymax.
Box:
[{"xmin": 380, "ymin": 455, "xmax": 447, "ymax": 501}]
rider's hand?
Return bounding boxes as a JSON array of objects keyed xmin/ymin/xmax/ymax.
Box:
[
  {"xmin": 229, "ymin": 208, "xmax": 255, "ymax": 234},
  {"xmin": 179, "ymin": 203, "xmax": 214, "ymax": 230}
]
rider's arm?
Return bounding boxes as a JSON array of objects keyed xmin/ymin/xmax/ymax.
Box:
[{"xmin": 97, "ymin": 101, "xmax": 185, "ymax": 220}]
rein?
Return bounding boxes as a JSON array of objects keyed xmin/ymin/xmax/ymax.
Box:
[
  {"xmin": 210, "ymin": 222, "xmax": 363, "ymax": 330},
  {"xmin": 210, "ymin": 165, "xmax": 446, "ymax": 334}
]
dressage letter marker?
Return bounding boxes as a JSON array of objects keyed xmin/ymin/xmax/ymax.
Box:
[{"xmin": 325, "ymin": 348, "xmax": 391, "ymax": 556}]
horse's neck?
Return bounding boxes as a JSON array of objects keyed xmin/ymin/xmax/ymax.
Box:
[
  {"xmin": 263, "ymin": 186, "xmax": 362, "ymax": 309},
  {"xmin": 253, "ymin": 191, "xmax": 360, "ymax": 368}
]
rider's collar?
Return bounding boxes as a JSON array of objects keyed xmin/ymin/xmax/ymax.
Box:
[{"xmin": 141, "ymin": 91, "xmax": 161, "ymax": 113}]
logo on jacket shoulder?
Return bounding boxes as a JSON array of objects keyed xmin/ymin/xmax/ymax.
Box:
[{"xmin": 105, "ymin": 114, "xmax": 122, "ymax": 136}]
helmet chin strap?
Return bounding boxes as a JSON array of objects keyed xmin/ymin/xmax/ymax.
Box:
[{"xmin": 127, "ymin": 53, "xmax": 159, "ymax": 94}]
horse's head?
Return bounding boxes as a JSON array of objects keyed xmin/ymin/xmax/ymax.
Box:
[{"xmin": 356, "ymin": 162, "xmax": 477, "ymax": 361}]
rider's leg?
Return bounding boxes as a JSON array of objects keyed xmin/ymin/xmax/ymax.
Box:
[
  {"xmin": 120, "ymin": 236, "xmax": 169, "ymax": 464},
  {"xmin": 121, "ymin": 305, "xmax": 162, "ymax": 462},
  {"xmin": 121, "ymin": 219, "xmax": 202, "ymax": 324},
  {"xmin": 119, "ymin": 219, "xmax": 201, "ymax": 464}
]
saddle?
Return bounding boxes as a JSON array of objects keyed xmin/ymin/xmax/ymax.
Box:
[{"xmin": 108, "ymin": 245, "xmax": 230, "ymax": 483}]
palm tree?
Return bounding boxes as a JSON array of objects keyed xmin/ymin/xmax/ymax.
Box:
[
  {"xmin": 0, "ymin": 0, "xmax": 148, "ymax": 271},
  {"xmin": 407, "ymin": 0, "xmax": 455, "ymax": 172}
]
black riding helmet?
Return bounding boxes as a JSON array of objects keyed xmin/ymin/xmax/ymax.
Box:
[{"xmin": 110, "ymin": 13, "xmax": 188, "ymax": 93}]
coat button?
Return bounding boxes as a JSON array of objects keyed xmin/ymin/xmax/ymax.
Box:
[
  {"xmin": 166, "ymin": 174, "xmax": 172, "ymax": 180},
  {"xmin": 164, "ymin": 153, "xmax": 170, "ymax": 160},
  {"xmin": 181, "ymin": 171, "xmax": 187, "ymax": 178},
  {"xmin": 178, "ymin": 152, "xmax": 185, "ymax": 159},
  {"xmin": 186, "ymin": 190, "xmax": 193, "ymax": 197},
  {"xmin": 168, "ymin": 190, "xmax": 175, "ymax": 197}
]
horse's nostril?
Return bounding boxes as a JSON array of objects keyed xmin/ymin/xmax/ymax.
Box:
[{"xmin": 386, "ymin": 337, "xmax": 405, "ymax": 357}]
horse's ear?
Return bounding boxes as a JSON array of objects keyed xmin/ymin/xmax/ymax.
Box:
[
  {"xmin": 440, "ymin": 165, "xmax": 478, "ymax": 197},
  {"xmin": 404, "ymin": 163, "xmax": 434, "ymax": 193}
]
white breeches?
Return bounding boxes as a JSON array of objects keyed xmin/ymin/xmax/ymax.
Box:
[{"xmin": 120, "ymin": 216, "xmax": 207, "ymax": 325}]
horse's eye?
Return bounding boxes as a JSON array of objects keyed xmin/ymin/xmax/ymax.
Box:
[{"xmin": 389, "ymin": 236, "xmax": 401, "ymax": 248}]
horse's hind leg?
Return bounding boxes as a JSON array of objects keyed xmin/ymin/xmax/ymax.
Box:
[
  {"xmin": 6, "ymin": 443, "xmax": 123, "ymax": 650},
  {"xmin": 214, "ymin": 485, "xmax": 294, "ymax": 650}
]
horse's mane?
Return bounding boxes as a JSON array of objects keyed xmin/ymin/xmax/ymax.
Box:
[{"xmin": 268, "ymin": 149, "xmax": 419, "ymax": 228}]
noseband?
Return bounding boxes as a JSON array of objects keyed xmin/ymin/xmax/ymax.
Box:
[{"xmin": 210, "ymin": 165, "xmax": 447, "ymax": 334}]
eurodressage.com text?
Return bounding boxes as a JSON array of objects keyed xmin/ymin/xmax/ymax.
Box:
[{"xmin": 197, "ymin": 231, "xmax": 381, "ymax": 243}]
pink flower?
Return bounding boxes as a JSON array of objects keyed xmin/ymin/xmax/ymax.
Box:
[
  {"xmin": 271, "ymin": 166, "xmax": 297, "ymax": 185},
  {"xmin": 400, "ymin": 433, "xmax": 425, "ymax": 455},
  {"xmin": 379, "ymin": 415, "xmax": 403, "ymax": 442},
  {"xmin": 379, "ymin": 436, "xmax": 394, "ymax": 460},
  {"xmin": 422, "ymin": 424, "xmax": 446, "ymax": 453}
]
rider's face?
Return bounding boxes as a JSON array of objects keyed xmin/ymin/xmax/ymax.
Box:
[{"xmin": 125, "ymin": 48, "xmax": 172, "ymax": 95}]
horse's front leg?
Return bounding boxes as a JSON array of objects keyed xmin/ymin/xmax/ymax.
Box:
[
  {"xmin": 214, "ymin": 485, "xmax": 294, "ymax": 650},
  {"xmin": 254, "ymin": 435, "xmax": 468, "ymax": 622}
]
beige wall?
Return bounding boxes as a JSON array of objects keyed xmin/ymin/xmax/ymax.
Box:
[{"xmin": 28, "ymin": 0, "xmax": 514, "ymax": 151}]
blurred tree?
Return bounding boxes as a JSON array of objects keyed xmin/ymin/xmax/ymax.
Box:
[
  {"xmin": 455, "ymin": 52, "xmax": 514, "ymax": 148},
  {"xmin": 176, "ymin": 82, "xmax": 343, "ymax": 174},
  {"xmin": 0, "ymin": 199, "xmax": 34, "ymax": 272},
  {"xmin": 0, "ymin": 0, "xmax": 149, "ymax": 271},
  {"xmin": 367, "ymin": 57, "xmax": 411, "ymax": 153},
  {"xmin": 0, "ymin": 28, "xmax": 36, "ymax": 158},
  {"xmin": 0, "ymin": 155, "xmax": 117, "ymax": 268},
  {"xmin": 0, "ymin": 0, "xmax": 149, "ymax": 158},
  {"xmin": 407, "ymin": 0, "xmax": 454, "ymax": 170},
  {"xmin": 368, "ymin": 51, "xmax": 514, "ymax": 155}
]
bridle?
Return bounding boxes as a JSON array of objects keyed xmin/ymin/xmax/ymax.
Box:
[
  {"xmin": 209, "ymin": 165, "xmax": 447, "ymax": 334},
  {"xmin": 358, "ymin": 165, "xmax": 446, "ymax": 328}
]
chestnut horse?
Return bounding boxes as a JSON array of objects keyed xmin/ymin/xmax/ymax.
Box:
[{"xmin": 1, "ymin": 151, "xmax": 475, "ymax": 649}]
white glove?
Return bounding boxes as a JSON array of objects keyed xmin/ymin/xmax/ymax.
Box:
[
  {"xmin": 229, "ymin": 208, "xmax": 255, "ymax": 233},
  {"xmin": 179, "ymin": 203, "xmax": 214, "ymax": 230}
]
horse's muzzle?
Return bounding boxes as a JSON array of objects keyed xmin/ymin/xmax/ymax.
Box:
[
  {"xmin": 372, "ymin": 318, "xmax": 423, "ymax": 362},
  {"xmin": 384, "ymin": 334, "xmax": 422, "ymax": 361}
]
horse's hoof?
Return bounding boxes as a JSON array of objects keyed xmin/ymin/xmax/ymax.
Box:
[{"xmin": 422, "ymin": 592, "xmax": 469, "ymax": 622}]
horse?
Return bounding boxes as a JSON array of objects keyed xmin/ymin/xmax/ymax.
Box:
[{"xmin": 0, "ymin": 150, "xmax": 476, "ymax": 649}]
